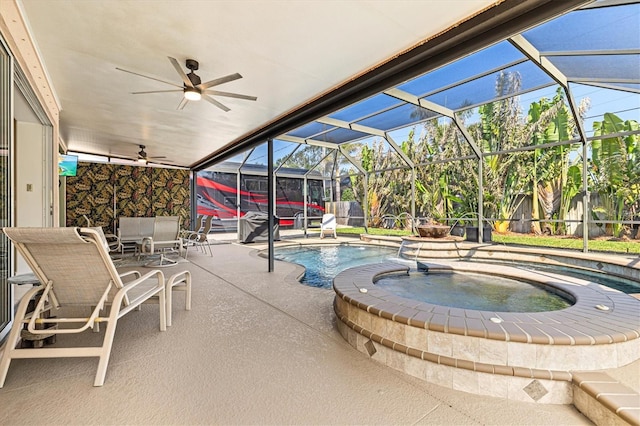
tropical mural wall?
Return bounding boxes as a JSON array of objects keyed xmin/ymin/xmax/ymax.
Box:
[{"xmin": 65, "ymin": 162, "xmax": 190, "ymax": 233}]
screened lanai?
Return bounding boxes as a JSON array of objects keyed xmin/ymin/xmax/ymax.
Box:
[{"xmin": 196, "ymin": 0, "xmax": 640, "ymax": 253}]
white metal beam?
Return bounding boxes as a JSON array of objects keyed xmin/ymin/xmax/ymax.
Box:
[
  {"xmin": 316, "ymin": 117, "xmax": 387, "ymax": 138},
  {"xmin": 419, "ymin": 98, "xmax": 454, "ymax": 118},
  {"xmin": 278, "ymin": 134, "xmax": 338, "ymax": 149},
  {"xmin": 385, "ymin": 133, "xmax": 414, "ymax": 168},
  {"xmin": 338, "ymin": 146, "xmax": 366, "ymax": 175},
  {"xmin": 384, "ymin": 88, "xmax": 420, "ymax": 105},
  {"xmin": 509, "ymin": 34, "xmax": 568, "ymax": 86}
]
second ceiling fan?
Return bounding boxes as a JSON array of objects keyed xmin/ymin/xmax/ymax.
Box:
[
  {"xmin": 117, "ymin": 57, "xmax": 257, "ymax": 112},
  {"xmin": 135, "ymin": 145, "xmax": 166, "ymax": 164}
]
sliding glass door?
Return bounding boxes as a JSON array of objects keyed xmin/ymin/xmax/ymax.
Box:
[{"xmin": 0, "ymin": 38, "xmax": 12, "ymax": 337}]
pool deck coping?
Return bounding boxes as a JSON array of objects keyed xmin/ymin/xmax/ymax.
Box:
[{"xmin": 333, "ymin": 261, "xmax": 640, "ymax": 346}]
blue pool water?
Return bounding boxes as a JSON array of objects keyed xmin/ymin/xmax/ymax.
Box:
[
  {"xmin": 274, "ymin": 245, "xmax": 400, "ymax": 288},
  {"xmin": 521, "ymin": 263, "xmax": 640, "ymax": 295},
  {"xmin": 375, "ymin": 271, "xmax": 571, "ymax": 312},
  {"xmin": 466, "ymin": 259, "xmax": 640, "ymax": 295},
  {"xmin": 274, "ymin": 244, "xmax": 640, "ymax": 302}
]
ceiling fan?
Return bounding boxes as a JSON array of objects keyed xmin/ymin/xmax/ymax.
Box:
[
  {"xmin": 116, "ymin": 57, "xmax": 257, "ymax": 112},
  {"xmin": 135, "ymin": 145, "xmax": 166, "ymax": 164}
]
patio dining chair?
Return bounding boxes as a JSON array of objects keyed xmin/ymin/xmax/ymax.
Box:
[
  {"xmin": 0, "ymin": 227, "xmax": 167, "ymax": 387},
  {"xmin": 137, "ymin": 216, "xmax": 184, "ymax": 267},
  {"xmin": 182, "ymin": 215, "xmax": 213, "ymax": 259}
]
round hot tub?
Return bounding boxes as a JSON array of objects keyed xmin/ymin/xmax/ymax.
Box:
[{"xmin": 375, "ymin": 269, "xmax": 572, "ymax": 312}]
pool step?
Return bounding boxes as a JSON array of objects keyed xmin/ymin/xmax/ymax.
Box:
[{"xmin": 572, "ymin": 371, "xmax": 640, "ymax": 426}]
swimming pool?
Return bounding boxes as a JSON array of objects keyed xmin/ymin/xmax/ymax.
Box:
[
  {"xmin": 520, "ymin": 263, "xmax": 640, "ymax": 294},
  {"xmin": 375, "ymin": 270, "xmax": 571, "ymax": 312},
  {"xmin": 274, "ymin": 243, "xmax": 638, "ymax": 295},
  {"xmin": 273, "ymin": 244, "xmax": 400, "ymax": 288}
]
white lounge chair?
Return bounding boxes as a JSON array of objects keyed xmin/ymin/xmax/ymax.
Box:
[
  {"xmin": 0, "ymin": 227, "xmax": 167, "ymax": 387},
  {"xmin": 320, "ymin": 213, "xmax": 337, "ymax": 239}
]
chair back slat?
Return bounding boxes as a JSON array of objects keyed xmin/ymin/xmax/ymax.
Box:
[
  {"xmin": 3, "ymin": 227, "xmax": 122, "ymax": 306},
  {"xmin": 196, "ymin": 216, "xmax": 213, "ymax": 242},
  {"xmin": 149, "ymin": 216, "xmax": 181, "ymax": 249},
  {"xmin": 153, "ymin": 216, "xmax": 180, "ymax": 241}
]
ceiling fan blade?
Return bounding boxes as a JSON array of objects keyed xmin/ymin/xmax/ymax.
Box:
[
  {"xmin": 205, "ymin": 90, "xmax": 257, "ymax": 101},
  {"xmin": 116, "ymin": 67, "xmax": 182, "ymax": 88},
  {"xmin": 150, "ymin": 156, "xmax": 168, "ymax": 159},
  {"xmin": 198, "ymin": 73, "xmax": 242, "ymax": 90},
  {"xmin": 177, "ymin": 97, "xmax": 189, "ymax": 110},
  {"xmin": 131, "ymin": 89, "xmax": 183, "ymax": 95},
  {"xmin": 203, "ymin": 94, "xmax": 231, "ymax": 112},
  {"xmin": 110, "ymin": 153, "xmax": 137, "ymax": 161},
  {"xmin": 168, "ymin": 56, "xmax": 193, "ymax": 88}
]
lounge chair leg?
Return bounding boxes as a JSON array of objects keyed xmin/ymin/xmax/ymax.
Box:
[
  {"xmin": 0, "ymin": 286, "xmax": 43, "ymax": 388},
  {"xmin": 94, "ymin": 320, "xmax": 117, "ymax": 387},
  {"xmin": 166, "ymin": 285, "xmax": 173, "ymax": 327},
  {"xmin": 166, "ymin": 271, "xmax": 191, "ymax": 327},
  {"xmin": 185, "ymin": 274, "xmax": 192, "ymax": 311},
  {"xmin": 0, "ymin": 325, "xmax": 20, "ymax": 388},
  {"xmin": 159, "ymin": 288, "xmax": 166, "ymax": 331},
  {"xmin": 0, "ymin": 349, "xmax": 11, "ymax": 388}
]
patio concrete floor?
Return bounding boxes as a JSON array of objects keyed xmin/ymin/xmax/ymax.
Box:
[{"xmin": 0, "ymin": 235, "xmax": 597, "ymax": 425}]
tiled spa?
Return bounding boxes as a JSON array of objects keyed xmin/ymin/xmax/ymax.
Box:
[{"xmin": 333, "ymin": 242, "xmax": 640, "ymax": 407}]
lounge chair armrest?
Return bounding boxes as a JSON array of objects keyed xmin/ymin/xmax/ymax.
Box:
[
  {"xmin": 115, "ymin": 269, "xmax": 165, "ymax": 317},
  {"xmin": 181, "ymin": 231, "xmax": 198, "ymax": 241},
  {"xmin": 104, "ymin": 233, "xmax": 122, "ymax": 252},
  {"xmin": 119, "ymin": 270, "xmax": 142, "ymax": 281},
  {"xmin": 167, "ymin": 270, "xmax": 190, "ymax": 287},
  {"xmin": 120, "ymin": 269, "xmax": 165, "ymax": 293}
]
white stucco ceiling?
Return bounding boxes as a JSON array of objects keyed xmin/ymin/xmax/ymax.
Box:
[{"xmin": 18, "ymin": 0, "xmax": 496, "ymax": 167}]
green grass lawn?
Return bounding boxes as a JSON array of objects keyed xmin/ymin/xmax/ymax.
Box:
[
  {"xmin": 336, "ymin": 227, "xmax": 640, "ymax": 254},
  {"xmin": 492, "ymin": 233, "xmax": 640, "ymax": 254},
  {"xmin": 337, "ymin": 227, "xmax": 411, "ymax": 237}
]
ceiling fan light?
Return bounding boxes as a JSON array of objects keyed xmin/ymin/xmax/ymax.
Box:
[
  {"xmin": 137, "ymin": 158, "xmax": 147, "ymax": 164},
  {"xmin": 184, "ymin": 88, "xmax": 201, "ymax": 101}
]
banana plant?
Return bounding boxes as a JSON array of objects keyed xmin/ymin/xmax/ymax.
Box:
[
  {"xmin": 524, "ymin": 88, "xmax": 586, "ymax": 235},
  {"xmin": 474, "ymin": 71, "xmax": 530, "ymax": 230},
  {"xmin": 591, "ymin": 113, "xmax": 640, "ymax": 237}
]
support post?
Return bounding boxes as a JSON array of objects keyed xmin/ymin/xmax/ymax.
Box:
[
  {"xmin": 478, "ymin": 156, "xmax": 484, "ymax": 243},
  {"xmin": 267, "ymin": 139, "xmax": 274, "ymax": 272},
  {"xmin": 582, "ymin": 141, "xmax": 589, "ymax": 253},
  {"xmin": 236, "ymin": 171, "xmax": 241, "ymax": 230},
  {"xmin": 303, "ymin": 176, "xmax": 308, "ymax": 238},
  {"xmin": 411, "ymin": 167, "xmax": 416, "ymax": 230},
  {"xmin": 364, "ymin": 174, "xmax": 369, "ymax": 233}
]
